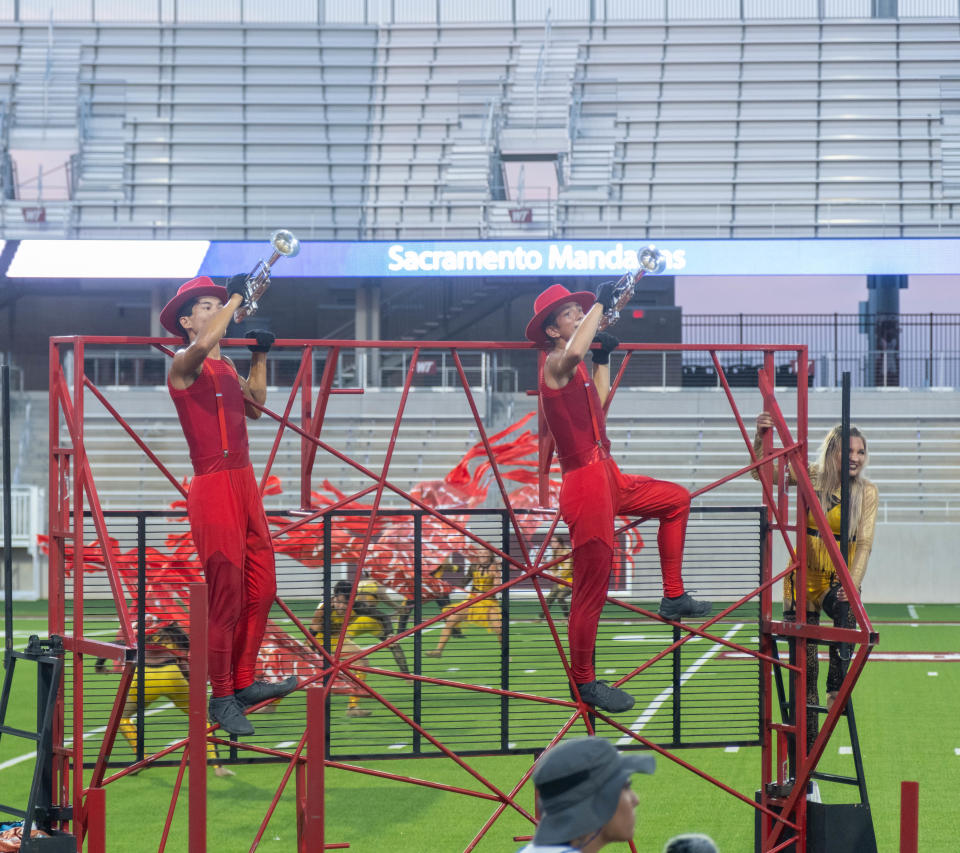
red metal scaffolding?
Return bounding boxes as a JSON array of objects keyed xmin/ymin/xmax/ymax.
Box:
[{"xmin": 43, "ymin": 335, "xmax": 876, "ymax": 852}]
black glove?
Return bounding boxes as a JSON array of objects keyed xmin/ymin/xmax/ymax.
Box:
[
  {"xmin": 595, "ymin": 281, "xmax": 617, "ymax": 312},
  {"xmin": 591, "ymin": 331, "xmax": 619, "ymax": 364},
  {"xmin": 245, "ymin": 329, "xmax": 275, "ymax": 353},
  {"xmin": 226, "ymin": 273, "xmax": 249, "ymax": 299}
]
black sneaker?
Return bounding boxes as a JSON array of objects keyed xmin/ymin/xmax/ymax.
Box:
[
  {"xmin": 658, "ymin": 592, "xmax": 712, "ymax": 621},
  {"xmin": 234, "ymin": 676, "xmax": 299, "ymax": 709},
  {"xmin": 575, "ymin": 679, "xmax": 636, "ymax": 713},
  {"xmin": 208, "ymin": 695, "xmax": 255, "ymax": 737}
]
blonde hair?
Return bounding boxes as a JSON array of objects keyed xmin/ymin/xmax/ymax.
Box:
[{"xmin": 810, "ymin": 424, "xmax": 869, "ymax": 534}]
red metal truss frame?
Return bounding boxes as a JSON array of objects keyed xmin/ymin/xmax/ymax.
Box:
[{"xmin": 45, "ymin": 335, "xmax": 876, "ymax": 852}]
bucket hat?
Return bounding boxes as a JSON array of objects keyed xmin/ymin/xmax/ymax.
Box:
[{"xmin": 532, "ymin": 737, "xmax": 655, "ymax": 844}]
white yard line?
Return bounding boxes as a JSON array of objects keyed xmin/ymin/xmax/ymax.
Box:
[
  {"xmin": 0, "ymin": 702, "xmax": 176, "ymax": 771},
  {"xmin": 721, "ymin": 651, "xmax": 960, "ymax": 662},
  {"xmin": 613, "ymin": 635, "xmax": 704, "ymax": 644},
  {"xmin": 617, "ymin": 623, "xmax": 744, "ymax": 746},
  {"xmin": 11, "ymin": 628, "xmax": 120, "ymax": 640},
  {"xmin": 907, "ymin": 605, "xmax": 919, "ymax": 620}
]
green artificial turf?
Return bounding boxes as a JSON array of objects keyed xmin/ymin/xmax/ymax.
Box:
[{"xmin": 2, "ymin": 603, "xmax": 958, "ymax": 851}]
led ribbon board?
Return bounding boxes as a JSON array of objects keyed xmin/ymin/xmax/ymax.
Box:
[
  {"xmin": 7, "ymin": 238, "xmax": 960, "ymax": 278},
  {"xmin": 199, "ymin": 238, "xmax": 960, "ymax": 276}
]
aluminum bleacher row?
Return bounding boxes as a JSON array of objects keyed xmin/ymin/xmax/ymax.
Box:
[
  {"xmin": 1, "ymin": 12, "xmax": 957, "ymax": 238},
  {"xmin": 80, "ymin": 410, "xmax": 480, "ymax": 510}
]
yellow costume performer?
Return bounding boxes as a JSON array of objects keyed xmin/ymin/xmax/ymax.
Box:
[
  {"xmin": 457, "ymin": 563, "xmax": 501, "ymax": 632},
  {"xmin": 784, "ymin": 492, "xmax": 877, "ymax": 610},
  {"xmin": 310, "ymin": 579, "xmax": 408, "ymax": 717},
  {"xmin": 97, "ymin": 623, "xmax": 230, "ymax": 775},
  {"xmin": 426, "ymin": 555, "xmax": 503, "ymax": 657}
]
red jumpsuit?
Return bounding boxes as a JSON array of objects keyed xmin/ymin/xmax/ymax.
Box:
[
  {"xmin": 540, "ymin": 363, "xmax": 690, "ymax": 684},
  {"xmin": 170, "ymin": 358, "xmax": 276, "ymax": 697}
]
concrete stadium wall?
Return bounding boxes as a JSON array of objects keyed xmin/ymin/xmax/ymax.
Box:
[{"xmin": 788, "ymin": 522, "xmax": 960, "ymax": 605}]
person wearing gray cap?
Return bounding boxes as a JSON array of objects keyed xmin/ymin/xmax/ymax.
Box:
[
  {"xmin": 663, "ymin": 834, "xmax": 719, "ymax": 853},
  {"xmin": 517, "ymin": 736, "xmax": 655, "ymax": 852}
]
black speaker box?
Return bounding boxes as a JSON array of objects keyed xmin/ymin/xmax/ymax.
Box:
[
  {"xmin": 806, "ymin": 802, "xmax": 878, "ymax": 852},
  {"xmin": 754, "ymin": 797, "xmax": 878, "ymax": 852}
]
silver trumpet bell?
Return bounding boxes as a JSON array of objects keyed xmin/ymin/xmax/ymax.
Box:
[
  {"xmin": 599, "ymin": 245, "xmax": 665, "ymax": 330},
  {"xmin": 638, "ymin": 245, "xmax": 667, "ymax": 275},
  {"xmin": 233, "ymin": 228, "xmax": 301, "ymax": 323}
]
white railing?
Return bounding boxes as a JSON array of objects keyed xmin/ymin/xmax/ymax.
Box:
[
  {"xmin": 74, "ymin": 344, "xmax": 957, "ymax": 392},
  {"xmin": 0, "ymin": 484, "xmax": 44, "ymax": 600},
  {"xmin": 78, "ymin": 347, "xmax": 521, "ymax": 394},
  {"xmin": 61, "ymin": 193, "xmax": 960, "ymax": 242},
  {"xmin": 0, "ymin": 485, "xmax": 42, "ymax": 549}
]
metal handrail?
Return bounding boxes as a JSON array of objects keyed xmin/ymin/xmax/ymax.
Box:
[{"xmin": 532, "ymin": 7, "xmax": 551, "ymax": 126}]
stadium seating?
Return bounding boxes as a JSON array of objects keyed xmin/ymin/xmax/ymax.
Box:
[
  {"xmin": 1, "ymin": 10, "xmax": 956, "ymax": 238},
  {"xmin": 11, "ymin": 388, "xmax": 957, "ymax": 522}
]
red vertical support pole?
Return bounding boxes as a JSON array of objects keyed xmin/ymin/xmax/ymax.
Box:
[
  {"xmin": 300, "ymin": 345, "xmax": 314, "ymax": 511},
  {"xmin": 757, "ymin": 352, "xmax": 783, "ymax": 839},
  {"xmin": 47, "ymin": 340, "xmax": 69, "ymax": 818},
  {"xmin": 304, "ymin": 686, "xmax": 325, "ymax": 850},
  {"xmin": 794, "ymin": 345, "xmax": 810, "ymax": 853},
  {"xmin": 71, "ymin": 338, "xmax": 86, "ymax": 837},
  {"xmin": 795, "ymin": 345, "xmax": 809, "ymax": 600},
  {"xmin": 899, "ymin": 781, "xmax": 919, "ymax": 853},
  {"xmin": 295, "ymin": 760, "xmax": 307, "ymax": 853},
  {"xmin": 188, "ymin": 583, "xmax": 208, "ymax": 853},
  {"xmin": 86, "ymin": 787, "xmax": 106, "ymax": 853},
  {"xmin": 46, "ymin": 341, "xmax": 64, "ymax": 643},
  {"xmin": 758, "ymin": 350, "xmax": 775, "ymax": 846},
  {"xmin": 759, "ymin": 348, "xmax": 808, "ymax": 851}
]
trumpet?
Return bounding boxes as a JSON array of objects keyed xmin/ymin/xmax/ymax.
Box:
[
  {"xmin": 233, "ymin": 229, "xmax": 301, "ymax": 323},
  {"xmin": 598, "ymin": 245, "xmax": 666, "ymax": 330}
]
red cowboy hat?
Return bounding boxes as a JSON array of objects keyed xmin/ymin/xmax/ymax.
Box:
[
  {"xmin": 524, "ymin": 284, "xmax": 596, "ymax": 345},
  {"xmin": 159, "ymin": 276, "xmax": 229, "ymax": 336}
]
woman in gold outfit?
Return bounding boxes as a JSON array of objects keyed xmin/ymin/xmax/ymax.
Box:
[{"xmin": 754, "ymin": 413, "xmax": 878, "ymax": 748}]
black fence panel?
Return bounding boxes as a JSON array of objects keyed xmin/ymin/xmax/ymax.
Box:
[{"xmin": 70, "ymin": 506, "xmax": 763, "ymax": 767}]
